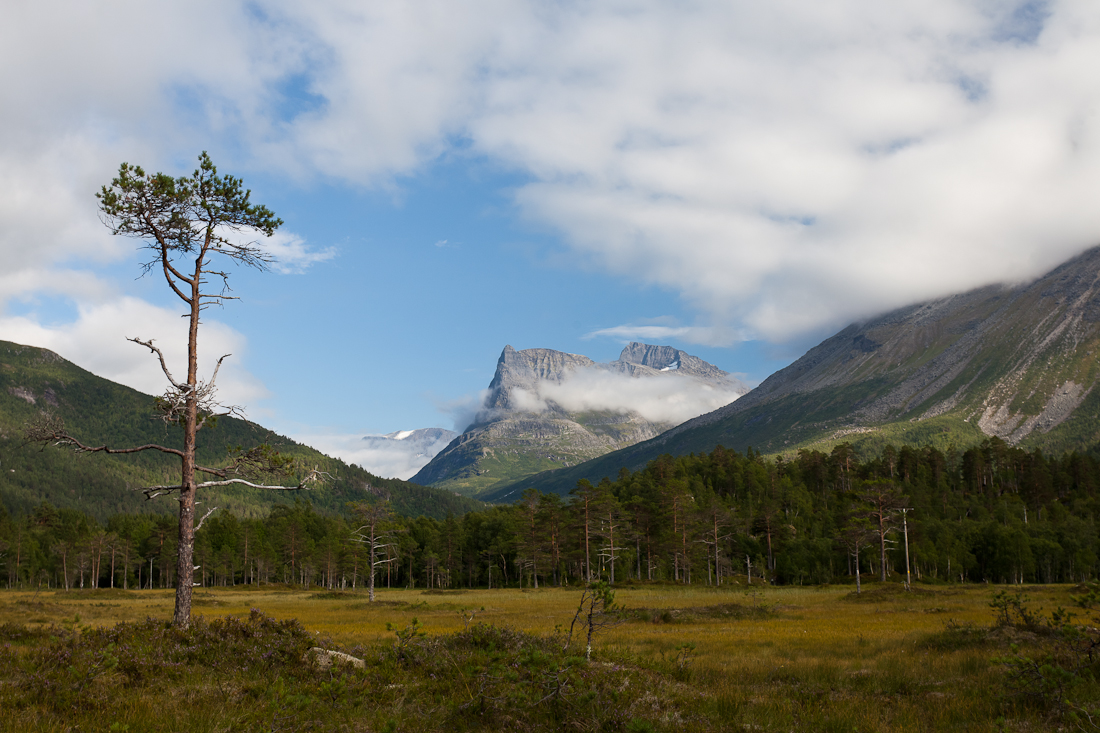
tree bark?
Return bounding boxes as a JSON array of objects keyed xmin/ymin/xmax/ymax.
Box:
[{"xmin": 172, "ymin": 255, "xmax": 203, "ymax": 628}]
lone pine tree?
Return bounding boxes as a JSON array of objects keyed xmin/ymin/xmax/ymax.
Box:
[{"xmin": 27, "ymin": 152, "xmax": 323, "ymax": 627}]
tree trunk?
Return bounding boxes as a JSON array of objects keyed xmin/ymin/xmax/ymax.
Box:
[
  {"xmin": 608, "ymin": 514, "xmax": 615, "ymax": 585},
  {"xmin": 584, "ymin": 497, "xmax": 591, "ymax": 583},
  {"xmin": 878, "ymin": 514, "xmax": 887, "ymax": 583},
  {"xmin": 172, "ymin": 263, "xmax": 202, "ymax": 629}
]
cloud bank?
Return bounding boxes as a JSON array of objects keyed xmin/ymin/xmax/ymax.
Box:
[
  {"xmin": 538, "ymin": 369, "xmax": 742, "ymax": 426},
  {"xmin": 471, "ymin": 366, "xmax": 742, "ymax": 429},
  {"xmin": 4, "ymin": 0, "xmax": 1100, "ymax": 429},
  {"xmin": 214, "ymin": 0, "xmax": 1100, "ymax": 342},
  {"xmin": 300, "ymin": 430, "xmax": 457, "ymax": 480},
  {"xmin": 0, "ymin": 295, "xmax": 268, "ymax": 409}
]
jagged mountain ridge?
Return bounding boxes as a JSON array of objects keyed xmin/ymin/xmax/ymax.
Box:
[
  {"xmin": 412, "ymin": 342, "xmax": 740, "ymax": 497},
  {"xmin": 486, "ymin": 245, "xmax": 1100, "ymax": 500}
]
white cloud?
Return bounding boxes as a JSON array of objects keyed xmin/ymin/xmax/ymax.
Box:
[
  {"xmin": 258, "ymin": 0, "xmax": 1100, "ymax": 339},
  {"xmin": 469, "ymin": 0, "xmax": 1100, "ymax": 339},
  {"xmin": 297, "ymin": 431, "xmax": 455, "ymax": 480},
  {"xmin": 239, "ymin": 229, "xmax": 337, "ymax": 274},
  {"xmin": 463, "ymin": 364, "xmax": 742, "ymax": 429},
  {"xmin": 0, "ymin": 296, "xmax": 269, "ymax": 411},
  {"xmin": 0, "ymin": 0, "xmax": 330, "ymax": 408},
  {"xmin": 538, "ymin": 368, "xmax": 741, "ymax": 426},
  {"xmin": 4, "ymin": 0, "xmax": 1100, "ymax": 402},
  {"xmin": 584, "ymin": 323, "xmax": 745, "ymax": 348},
  {"xmin": 436, "ymin": 389, "xmax": 492, "ymax": 432}
]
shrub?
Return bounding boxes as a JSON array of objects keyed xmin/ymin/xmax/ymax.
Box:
[{"xmin": 990, "ymin": 593, "xmax": 1100, "ymax": 728}]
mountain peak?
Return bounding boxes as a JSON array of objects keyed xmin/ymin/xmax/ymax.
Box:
[
  {"xmin": 412, "ymin": 342, "xmax": 739, "ymax": 496},
  {"xmin": 484, "ymin": 347, "xmax": 596, "ymax": 414},
  {"xmin": 616, "ymin": 342, "xmax": 730, "ymax": 381}
]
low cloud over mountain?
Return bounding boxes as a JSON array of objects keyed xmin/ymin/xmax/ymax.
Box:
[
  {"xmin": 297, "ymin": 428, "xmax": 457, "ymax": 480},
  {"xmin": 413, "ymin": 342, "xmax": 743, "ymax": 496}
]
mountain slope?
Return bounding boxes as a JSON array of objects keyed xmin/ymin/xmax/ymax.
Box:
[
  {"xmin": 489, "ymin": 245, "xmax": 1100, "ymax": 500},
  {"xmin": 412, "ymin": 342, "xmax": 740, "ymax": 497},
  {"xmin": 0, "ymin": 340, "xmax": 483, "ymax": 521}
]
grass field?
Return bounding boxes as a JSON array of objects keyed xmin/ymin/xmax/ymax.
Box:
[{"xmin": 0, "ymin": 581, "xmax": 1095, "ymax": 731}]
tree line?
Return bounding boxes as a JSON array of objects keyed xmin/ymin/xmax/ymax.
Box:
[{"xmin": 1, "ymin": 438, "xmax": 1097, "ymax": 591}]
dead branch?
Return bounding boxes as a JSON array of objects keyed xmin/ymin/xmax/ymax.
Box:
[
  {"xmin": 127, "ymin": 337, "xmax": 241, "ymax": 428},
  {"xmin": 24, "ymin": 413, "xmax": 184, "ymax": 458},
  {"xmin": 128, "ymin": 337, "xmax": 183, "ymax": 388},
  {"xmin": 137, "ymin": 469, "xmax": 329, "ymax": 501},
  {"xmin": 195, "ymin": 506, "xmax": 218, "ymax": 531}
]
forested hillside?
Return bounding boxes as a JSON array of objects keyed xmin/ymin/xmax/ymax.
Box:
[
  {"xmin": 4, "ymin": 439, "xmax": 1096, "ymax": 591},
  {"xmin": 0, "ymin": 340, "xmax": 482, "ymax": 522}
]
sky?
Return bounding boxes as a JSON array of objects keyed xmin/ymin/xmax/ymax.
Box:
[{"xmin": 2, "ymin": 1, "xmax": 1099, "ymax": 478}]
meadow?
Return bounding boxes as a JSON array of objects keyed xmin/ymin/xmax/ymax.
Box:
[{"xmin": 0, "ymin": 581, "xmax": 1094, "ymax": 732}]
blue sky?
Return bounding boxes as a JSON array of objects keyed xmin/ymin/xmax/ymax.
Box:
[{"xmin": 2, "ymin": 1, "xmax": 1098, "ymax": 477}]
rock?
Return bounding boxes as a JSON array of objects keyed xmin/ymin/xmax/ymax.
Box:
[{"xmin": 304, "ymin": 647, "xmax": 365, "ymax": 669}]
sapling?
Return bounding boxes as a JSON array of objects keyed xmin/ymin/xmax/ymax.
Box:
[{"xmin": 564, "ymin": 581, "xmax": 623, "ymax": 661}]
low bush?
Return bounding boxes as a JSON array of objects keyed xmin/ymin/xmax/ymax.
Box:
[
  {"xmin": 988, "ymin": 591, "xmax": 1100, "ymax": 729},
  {"xmin": 0, "ymin": 609, "xmax": 702, "ymax": 732}
]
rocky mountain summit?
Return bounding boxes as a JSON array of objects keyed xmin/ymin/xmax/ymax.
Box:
[
  {"xmin": 412, "ymin": 343, "xmax": 740, "ymax": 497},
  {"xmin": 481, "ymin": 346, "xmax": 597, "ymax": 414},
  {"xmin": 613, "ymin": 342, "xmax": 729, "ymax": 381},
  {"xmin": 499, "ymin": 245, "xmax": 1100, "ymax": 499}
]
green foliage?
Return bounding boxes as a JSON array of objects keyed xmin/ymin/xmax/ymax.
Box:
[
  {"xmin": 1070, "ymin": 581, "xmax": 1100, "ymax": 609},
  {"xmin": 565, "ymin": 581, "xmax": 624, "ymax": 660},
  {"xmin": 13, "ymin": 609, "xmax": 313, "ymax": 715},
  {"xmin": 4, "ymin": 418, "xmax": 1099, "ymax": 592},
  {"xmin": 990, "ymin": 596, "xmax": 1100, "ymax": 728},
  {"xmin": 989, "ymin": 590, "xmax": 1045, "ymax": 631},
  {"xmin": 0, "ymin": 339, "xmax": 484, "ymax": 524},
  {"xmin": 386, "ymin": 616, "xmax": 426, "ymax": 656},
  {"xmin": 0, "ymin": 611, "xmax": 701, "ymax": 732},
  {"xmin": 96, "ymin": 152, "xmax": 282, "ymax": 257}
]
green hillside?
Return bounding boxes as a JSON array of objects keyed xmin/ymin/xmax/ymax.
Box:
[{"xmin": 0, "ymin": 341, "xmax": 483, "ymax": 521}]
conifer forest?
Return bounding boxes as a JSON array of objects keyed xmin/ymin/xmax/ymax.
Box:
[{"xmin": 4, "ymin": 438, "xmax": 1096, "ymax": 592}]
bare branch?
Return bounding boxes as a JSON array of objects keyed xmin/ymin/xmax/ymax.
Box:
[
  {"xmin": 195, "ymin": 506, "xmax": 218, "ymax": 531},
  {"xmin": 208, "ymin": 353, "xmax": 230, "ymax": 388},
  {"xmin": 24, "ymin": 413, "xmax": 184, "ymax": 458},
  {"xmin": 155, "ymin": 239, "xmax": 194, "ymax": 303},
  {"xmin": 128, "ymin": 337, "xmax": 183, "ymax": 388},
  {"xmin": 136, "ymin": 470, "xmax": 329, "ymax": 500},
  {"xmin": 143, "ymin": 350, "xmax": 240, "ymax": 429},
  {"xmin": 197, "ymin": 478, "xmax": 319, "ymax": 490}
]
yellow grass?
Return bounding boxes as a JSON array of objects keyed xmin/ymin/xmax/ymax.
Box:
[{"xmin": 0, "ymin": 581, "xmax": 1078, "ymax": 731}]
